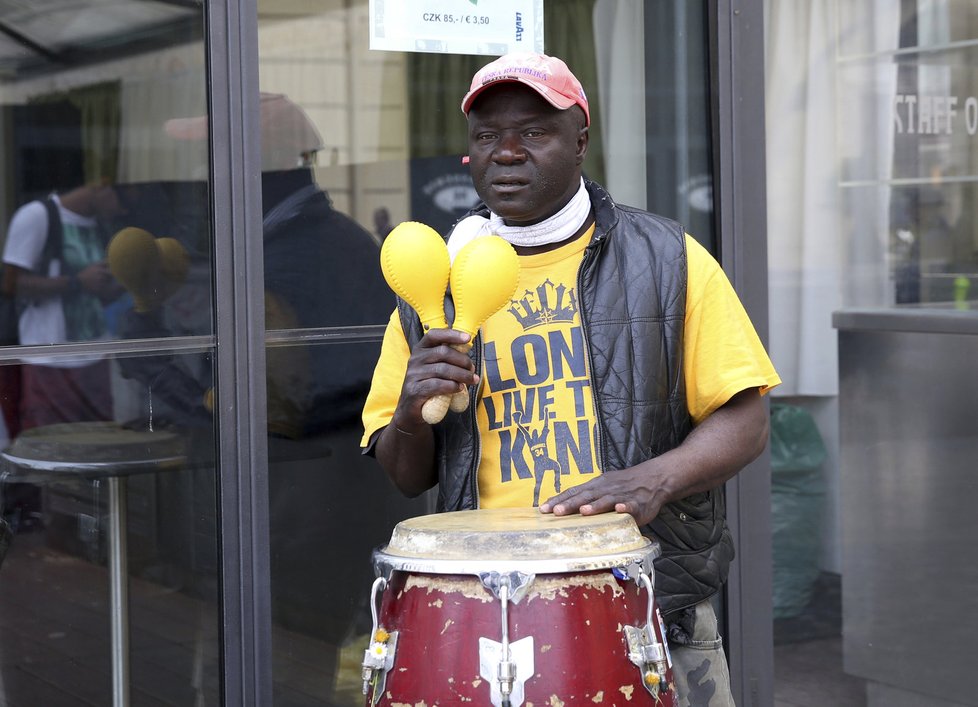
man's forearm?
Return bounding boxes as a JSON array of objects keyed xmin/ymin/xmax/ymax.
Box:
[
  {"xmin": 374, "ymin": 420, "xmax": 439, "ymax": 497},
  {"xmin": 10, "ymin": 269, "xmax": 75, "ymax": 299},
  {"xmin": 541, "ymin": 387, "xmax": 770, "ymax": 526},
  {"xmin": 651, "ymin": 387, "xmax": 770, "ymax": 502}
]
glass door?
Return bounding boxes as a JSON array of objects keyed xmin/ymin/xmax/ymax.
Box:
[
  {"xmin": 0, "ymin": 2, "xmax": 220, "ymax": 704},
  {"xmin": 766, "ymin": 1, "xmax": 978, "ymax": 705},
  {"xmin": 253, "ymin": 1, "xmax": 722, "ymax": 704}
]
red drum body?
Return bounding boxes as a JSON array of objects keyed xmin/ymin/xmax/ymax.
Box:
[{"xmin": 361, "ymin": 508, "xmax": 676, "ymax": 706}]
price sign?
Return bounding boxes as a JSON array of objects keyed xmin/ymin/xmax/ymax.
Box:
[{"xmin": 369, "ymin": 0, "xmax": 543, "ymax": 55}]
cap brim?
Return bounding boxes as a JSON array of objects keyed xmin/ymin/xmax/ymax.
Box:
[
  {"xmin": 462, "ymin": 78, "xmax": 577, "ymax": 115},
  {"xmin": 164, "ymin": 116, "xmax": 208, "ymax": 141}
]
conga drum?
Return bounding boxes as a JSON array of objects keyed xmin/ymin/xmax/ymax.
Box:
[{"xmin": 360, "ymin": 508, "xmax": 676, "ymax": 706}]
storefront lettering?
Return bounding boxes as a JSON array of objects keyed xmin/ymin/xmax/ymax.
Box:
[{"xmin": 894, "ymin": 94, "xmax": 978, "ymax": 136}]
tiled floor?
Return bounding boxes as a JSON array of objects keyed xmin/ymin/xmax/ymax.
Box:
[
  {"xmin": 1, "ymin": 533, "xmax": 865, "ymax": 706},
  {"xmin": 0, "ymin": 532, "xmax": 222, "ymax": 707},
  {"xmin": 773, "ymin": 572, "xmax": 867, "ymax": 707},
  {"xmin": 775, "ymin": 637, "xmax": 866, "ymax": 707}
]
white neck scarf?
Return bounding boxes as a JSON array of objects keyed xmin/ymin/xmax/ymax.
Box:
[{"xmin": 448, "ymin": 179, "xmax": 590, "ymax": 261}]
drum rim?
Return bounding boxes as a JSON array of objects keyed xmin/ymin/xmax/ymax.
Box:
[{"xmin": 372, "ymin": 541, "xmax": 661, "ymax": 578}]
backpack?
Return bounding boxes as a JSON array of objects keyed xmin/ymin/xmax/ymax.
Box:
[{"xmin": 0, "ymin": 198, "xmax": 63, "ymax": 346}]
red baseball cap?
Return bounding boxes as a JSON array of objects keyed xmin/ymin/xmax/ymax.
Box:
[{"xmin": 461, "ymin": 52, "xmax": 590, "ymax": 126}]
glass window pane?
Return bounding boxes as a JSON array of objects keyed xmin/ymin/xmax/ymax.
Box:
[
  {"xmin": 258, "ymin": 1, "xmax": 717, "ymax": 704},
  {"xmin": 837, "ymin": 0, "xmax": 978, "ymax": 56},
  {"xmin": 0, "ymin": 3, "xmax": 217, "ymax": 704},
  {"xmin": 0, "ymin": 352, "xmax": 219, "ymax": 704},
  {"xmin": 767, "ymin": 1, "xmax": 978, "ymax": 704}
]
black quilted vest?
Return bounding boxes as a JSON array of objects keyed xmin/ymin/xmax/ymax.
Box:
[{"xmin": 396, "ymin": 180, "xmax": 734, "ymax": 616}]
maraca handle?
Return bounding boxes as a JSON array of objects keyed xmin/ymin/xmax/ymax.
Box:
[
  {"xmin": 420, "ymin": 389, "xmax": 469, "ymax": 423},
  {"xmin": 449, "ymin": 389, "xmax": 470, "ymax": 413},
  {"xmin": 421, "ymin": 342, "xmax": 472, "ymax": 424},
  {"xmin": 421, "ymin": 394, "xmax": 451, "ymax": 424}
]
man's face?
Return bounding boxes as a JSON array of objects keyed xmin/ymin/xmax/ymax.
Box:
[
  {"xmin": 467, "ymin": 84, "xmax": 588, "ymax": 226},
  {"xmin": 93, "ymin": 184, "xmax": 126, "ymax": 224}
]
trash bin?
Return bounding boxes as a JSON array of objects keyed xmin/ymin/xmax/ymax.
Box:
[{"xmin": 770, "ymin": 402, "xmax": 827, "ymax": 619}]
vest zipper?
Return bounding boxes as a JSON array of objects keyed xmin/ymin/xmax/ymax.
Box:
[{"xmin": 471, "ymin": 333, "xmax": 484, "ymax": 508}]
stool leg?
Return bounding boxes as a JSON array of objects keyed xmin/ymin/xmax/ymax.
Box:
[
  {"xmin": 193, "ymin": 618, "xmax": 206, "ymax": 707},
  {"xmin": 108, "ymin": 476, "xmax": 130, "ymax": 707}
]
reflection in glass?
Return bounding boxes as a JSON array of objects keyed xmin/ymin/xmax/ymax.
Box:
[
  {"xmin": 0, "ymin": 354, "xmax": 219, "ymax": 705},
  {"xmin": 255, "ymin": 1, "xmax": 720, "ymax": 702},
  {"xmin": 0, "ymin": 2, "xmax": 217, "ymax": 705},
  {"xmin": 1, "ymin": 179, "xmax": 127, "ymax": 429},
  {"xmin": 256, "ymin": 6, "xmax": 431, "ymax": 703},
  {"xmin": 767, "ymin": 1, "xmax": 978, "ymax": 705},
  {"xmin": 264, "ymin": 344, "xmax": 428, "ymax": 705}
]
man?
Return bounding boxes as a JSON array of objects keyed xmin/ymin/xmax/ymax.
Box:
[
  {"xmin": 1, "ymin": 178, "xmax": 125, "ymax": 530},
  {"xmin": 114, "ymin": 93, "xmax": 396, "ymax": 701},
  {"xmin": 129, "ymin": 92, "xmax": 391, "ymax": 435},
  {"xmin": 361, "ymin": 52, "xmax": 780, "ymax": 706},
  {"xmin": 2, "ymin": 179, "xmax": 125, "ymax": 429}
]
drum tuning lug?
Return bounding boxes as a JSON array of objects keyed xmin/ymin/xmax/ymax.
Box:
[
  {"xmin": 623, "ymin": 570, "xmax": 675, "ymax": 700},
  {"xmin": 615, "ymin": 559, "xmax": 655, "ymax": 585},
  {"xmin": 361, "ymin": 576, "xmax": 398, "ymax": 703},
  {"xmin": 498, "ymin": 656, "xmax": 516, "ymax": 696},
  {"xmin": 372, "ymin": 555, "xmax": 395, "ymax": 583},
  {"xmin": 624, "ymin": 624, "xmax": 669, "ymax": 699},
  {"xmin": 477, "ymin": 576, "xmax": 535, "ymax": 706},
  {"xmin": 479, "ymin": 570, "xmax": 535, "ymax": 603},
  {"xmin": 361, "ymin": 629, "xmax": 398, "ymax": 703}
]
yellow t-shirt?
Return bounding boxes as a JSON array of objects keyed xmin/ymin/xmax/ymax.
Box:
[{"xmin": 361, "ymin": 229, "xmax": 780, "ymax": 508}]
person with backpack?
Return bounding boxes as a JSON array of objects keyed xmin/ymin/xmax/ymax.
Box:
[
  {"xmin": 0, "ymin": 179, "xmax": 125, "ymax": 530},
  {"xmin": 1, "ymin": 179, "xmax": 125, "ymax": 431}
]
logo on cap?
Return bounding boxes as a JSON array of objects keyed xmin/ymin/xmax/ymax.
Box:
[{"xmin": 461, "ymin": 52, "xmax": 590, "ymax": 126}]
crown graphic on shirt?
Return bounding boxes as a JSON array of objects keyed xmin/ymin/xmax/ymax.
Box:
[{"xmin": 507, "ymin": 279, "xmax": 578, "ymax": 330}]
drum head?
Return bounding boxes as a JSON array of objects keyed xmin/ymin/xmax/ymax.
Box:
[{"xmin": 375, "ymin": 507, "xmax": 659, "ymax": 576}]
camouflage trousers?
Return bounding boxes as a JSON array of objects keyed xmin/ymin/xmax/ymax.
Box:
[{"xmin": 668, "ymin": 600, "xmax": 737, "ymax": 707}]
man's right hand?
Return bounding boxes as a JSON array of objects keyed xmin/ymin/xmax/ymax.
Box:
[
  {"xmin": 391, "ymin": 327, "xmax": 480, "ymax": 431},
  {"xmin": 77, "ymin": 262, "xmax": 120, "ymax": 302},
  {"xmin": 375, "ymin": 327, "xmax": 479, "ymax": 497}
]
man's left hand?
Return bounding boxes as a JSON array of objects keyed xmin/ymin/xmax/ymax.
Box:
[
  {"xmin": 539, "ymin": 388, "xmax": 770, "ymax": 528},
  {"xmin": 539, "ymin": 462, "xmax": 668, "ymax": 527}
]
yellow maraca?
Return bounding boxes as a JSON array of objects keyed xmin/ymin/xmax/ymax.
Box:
[
  {"xmin": 380, "ymin": 223, "xmax": 520, "ymax": 424},
  {"xmin": 108, "ymin": 228, "xmax": 191, "ymax": 312},
  {"xmin": 380, "ymin": 221, "xmax": 451, "ymax": 332},
  {"xmin": 107, "ymin": 227, "xmax": 163, "ymax": 312},
  {"xmin": 429, "ymin": 235, "xmax": 520, "ymax": 422},
  {"xmin": 380, "ymin": 222, "xmax": 461, "ymax": 423},
  {"xmin": 380, "ymin": 222, "xmax": 453, "ymax": 423},
  {"xmin": 156, "ymin": 237, "xmax": 190, "ymax": 292}
]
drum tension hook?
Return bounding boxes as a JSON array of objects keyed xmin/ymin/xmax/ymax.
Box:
[
  {"xmin": 479, "ymin": 575, "xmax": 535, "ymax": 707},
  {"xmin": 361, "ymin": 576, "xmax": 398, "ymax": 704},
  {"xmin": 622, "ymin": 569, "xmax": 673, "ymax": 702}
]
